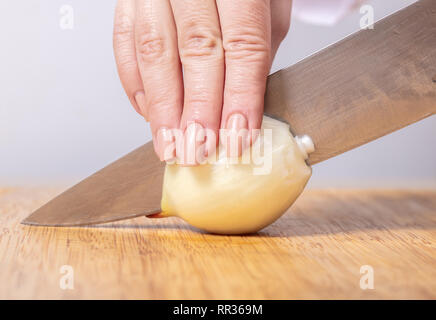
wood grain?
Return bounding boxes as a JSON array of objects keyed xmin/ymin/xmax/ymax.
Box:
[
  {"xmin": 1, "ymin": 187, "xmax": 435, "ymax": 299},
  {"xmin": 265, "ymin": 0, "xmax": 436, "ymax": 164}
]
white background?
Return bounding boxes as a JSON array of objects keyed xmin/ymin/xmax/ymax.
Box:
[{"xmin": 0, "ymin": 0, "xmax": 435, "ymax": 188}]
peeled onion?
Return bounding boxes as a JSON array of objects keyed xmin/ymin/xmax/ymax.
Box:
[{"xmin": 158, "ymin": 115, "xmax": 313, "ymax": 234}]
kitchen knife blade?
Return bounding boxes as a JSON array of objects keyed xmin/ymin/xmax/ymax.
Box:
[
  {"xmin": 23, "ymin": 0, "xmax": 436, "ymax": 227},
  {"xmin": 265, "ymin": 0, "xmax": 436, "ymax": 165}
]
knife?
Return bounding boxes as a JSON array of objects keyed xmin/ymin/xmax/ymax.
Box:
[{"xmin": 23, "ymin": 0, "xmax": 436, "ymax": 227}]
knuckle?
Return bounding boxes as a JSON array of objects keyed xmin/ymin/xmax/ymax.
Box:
[
  {"xmin": 136, "ymin": 33, "xmax": 166, "ymax": 62},
  {"xmin": 223, "ymin": 32, "xmax": 269, "ymax": 62},
  {"xmin": 148, "ymin": 96, "xmax": 181, "ymax": 114},
  {"xmin": 227, "ymin": 85, "xmax": 265, "ymax": 102},
  {"xmin": 179, "ymin": 29, "xmax": 223, "ymax": 60},
  {"xmin": 113, "ymin": 14, "xmax": 133, "ymax": 43},
  {"xmin": 185, "ymin": 95, "xmax": 211, "ymax": 109}
]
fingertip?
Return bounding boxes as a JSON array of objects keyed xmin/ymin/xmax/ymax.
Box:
[
  {"xmin": 223, "ymin": 113, "xmax": 249, "ymax": 157},
  {"xmin": 180, "ymin": 122, "xmax": 206, "ymax": 166},
  {"xmin": 155, "ymin": 127, "xmax": 176, "ymax": 162}
]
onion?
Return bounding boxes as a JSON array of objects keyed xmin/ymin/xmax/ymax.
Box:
[{"xmin": 158, "ymin": 116, "xmax": 313, "ymax": 234}]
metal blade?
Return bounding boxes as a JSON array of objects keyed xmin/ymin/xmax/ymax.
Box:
[
  {"xmin": 22, "ymin": 142, "xmax": 165, "ymax": 226},
  {"xmin": 23, "ymin": 0, "xmax": 436, "ymax": 226},
  {"xmin": 265, "ymin": 0, "xmax": 436, "ymax": 164}
]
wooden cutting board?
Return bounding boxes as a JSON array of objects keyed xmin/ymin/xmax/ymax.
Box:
[{"xmin": 0, "ymin": 187, "xmax": 435, "ymax": 299}]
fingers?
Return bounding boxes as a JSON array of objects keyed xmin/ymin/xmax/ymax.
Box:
[
  {"xmin": 270, "ymin": 0, "xmax": 292, "ymax": 60},
  {"xmin": 170, "ymin": 0, "xmax": 224, "ymax": 164},
  {"xmin": 113, "ymin": 0, "xmax": 145, "ymax": 116},
  {"xmin": 135, "ymin": 0, "xmax": 183, "ymax": 161},
  {"xmin": 115, "ymin": 0, "xmax": 282, "ymax": 163},
  {"xmin": 217, "ymin": 0, "xmax": 271, "ymax": 154}
]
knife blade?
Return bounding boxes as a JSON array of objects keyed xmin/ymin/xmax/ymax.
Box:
[
  {"xmin": 23, "ymin": 0, "xmax": 436, "ymax": 227},
  {"xmin": 23, "ymin": 143, "xmax": 165, "ymax": 226},
  {"xmin": 265, "ymin": 0, "xmax": 436, "ymax": 165}
]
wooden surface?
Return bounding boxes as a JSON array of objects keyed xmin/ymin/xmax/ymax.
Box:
[
  {"xmin": 265, "ymin": 0, "xmax": 436, "ymax": 164},
  {"xmin": 1, "ymin": 187, "xmax": 435, "ymax": 299}
]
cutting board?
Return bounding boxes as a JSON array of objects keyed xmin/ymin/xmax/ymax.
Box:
[{"xmin": 0, "ymin": 187, "xmax": 435, "ymax": 299}]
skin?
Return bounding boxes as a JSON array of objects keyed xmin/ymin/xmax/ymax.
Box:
[{"xmin": 113, "ymin": 0, "xmax": 292, "ymax": 165}]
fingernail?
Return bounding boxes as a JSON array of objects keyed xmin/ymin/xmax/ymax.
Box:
[
  {"xmin": 183, "ymin": 122, "xmax": 205, "ymax": 166},
  {"xmin": 225, "ymin": 113, "xmax": 248, "ymax": 157},
  {"xmin": 227, "ymin": 113, "xmax": 248, "ymax": 131},
  {"xmin": 156, "ymin": 127, "xmax": 175, "ymax": 162},
  {"xmin": 134, "ymin": 91, "xmax": 148, "ymax": 121}
]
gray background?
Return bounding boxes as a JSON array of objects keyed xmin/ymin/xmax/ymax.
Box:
[{"xmin": 1, "ymin": 0, "xmax": 435, "ymax": 188}]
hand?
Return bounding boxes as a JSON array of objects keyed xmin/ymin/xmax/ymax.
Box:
[{"xmin": 113, "ymin": 0, "xmax": 292, "ymax": 164}]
